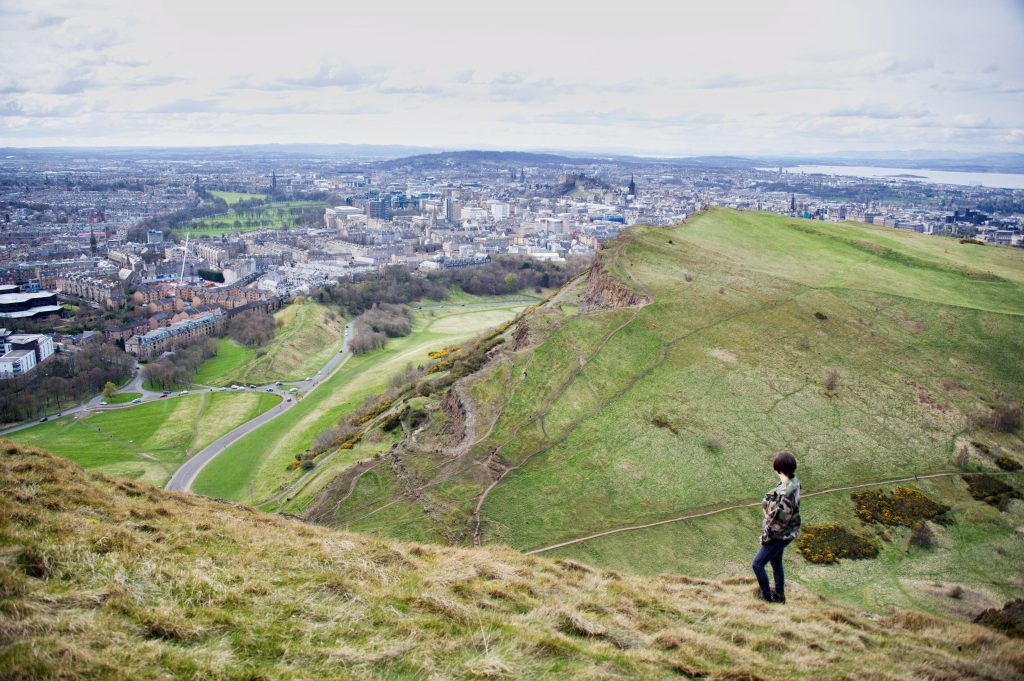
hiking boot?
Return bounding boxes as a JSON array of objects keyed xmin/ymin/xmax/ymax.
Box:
[{"xmin": 771, "ymin": 591, "xmax": 786, "ymax": 604}]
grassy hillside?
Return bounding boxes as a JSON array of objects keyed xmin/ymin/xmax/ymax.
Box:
[
  {"xmin": 2, "ymin": 443, "xmax": 1021, "ymax": 680},
  {"xmin": 192, "ymin": 302, "xmax": 527, "ymax": 504},
  {"xmin": 193, "ymin": 300, "xmax": 345, "ymax": 387},
  {"xmin": 6, "ymin": 392, "xmax": 280, "ymax": 486},
  {"xmin": 311, "ymin": 209, "xmax": 1024, "ymax": 613}
]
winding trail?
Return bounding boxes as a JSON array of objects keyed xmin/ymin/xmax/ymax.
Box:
[{"xmin": 523, "ymin": 469, "xmax": 1024, "ymax": 555}]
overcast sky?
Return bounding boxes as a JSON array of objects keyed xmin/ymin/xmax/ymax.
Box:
[{"xmin": 1, "ymin": 0, "xmax": 1022, "ymax": 155}]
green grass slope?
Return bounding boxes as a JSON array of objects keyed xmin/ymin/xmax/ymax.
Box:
[
  {"xmin": 3, "ymin": 443, "xmax": 1021, "ymax": 680},
  {"xmin": 193, "ymin": 300, "xmax": 345, "ymax": 387},
  {"xmin": 6, "ymin": 392, "xmax": 280, "ymax": 486},
  {"xmin": 321, "ymin": 209, "xmax": 1024, "ymax": 612},
  {"xmin": 192, "ymin": 303, "xmax": 526, "ymax": 504}
]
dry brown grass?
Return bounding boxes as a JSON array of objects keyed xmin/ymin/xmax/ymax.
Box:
[{"xmin": 2, "ymin": 441, "xmax": 1023, "ymax": 680}]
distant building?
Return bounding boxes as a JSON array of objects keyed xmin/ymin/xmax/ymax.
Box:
[
  {"xmin": 55, "ymin": 273, "xmax": 125, "ymax": 309},
  {"xmin": 366, "ymin": 199, "xmax": 391, "ymax": 221},
  {"xmin": 0, "ymin": 289, "xmax": 62, "ymax": 320},
  {"xmin": 5, "ymin": 333, "xmax": 55, "ymax": 363},
  {"xmin": 0, "ymin": 349, "xmax": 36, "ymax": 379},
  {"xmin": 125, "ymin": 310, "xmax": 225, "ymax": 360},
  {"xmin": 490, "ymin": 202, "xmax": 510, "ymax": 220},
  {"xmin": 0, "ymin": 331, "xmax": 54, "ymax": 379},
  {"xmin": 147, "ymin": 230, "xmax": 165, "ymax": 245}
]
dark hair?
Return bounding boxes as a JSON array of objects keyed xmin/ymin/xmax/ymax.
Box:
[{"xmin": 773, "ymin": 451, "xmax": 797, "ymax": 477}]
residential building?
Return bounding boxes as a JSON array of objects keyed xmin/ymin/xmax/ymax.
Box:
[{"xmin": 125, "ymin": 310, "xmax": 225, "ymax": 360}]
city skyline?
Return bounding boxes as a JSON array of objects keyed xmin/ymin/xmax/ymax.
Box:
[{"xmin": 1, "ymin": 0, "xmax": 1023, "ymax": 155}]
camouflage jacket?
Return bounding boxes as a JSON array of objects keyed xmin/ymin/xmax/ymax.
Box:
[{"xmin": 761, "ymin": 477, "xmax": 801, "ymax": 544}]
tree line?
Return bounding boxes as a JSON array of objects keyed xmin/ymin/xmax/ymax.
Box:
[
  {"xmin": 350, "ymin": 304, "xmax": 412, "ymax": 355},
  {"xmin": 141, "ymin": 337, "xmax": 218, "ymax": 390},
  {"xmin": 314, "ymin": 255, "xmax": 587, "ymax": 318},
  {"xmin": 227, "ymin": 311, "xmax": 277, "ymax": 347},
  {"xmin": 0, "ymin": 340, "xmax": 135, "ymax": 424}
]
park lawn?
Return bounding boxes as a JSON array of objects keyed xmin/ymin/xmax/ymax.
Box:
[
  {"xmin": 193, "ymin": 301, "xmax": 345, "ymax": 387},
  {"xmin": 191, "ymin": 302, "xmax": 527, "ymax": 504},
  {"xmin": 546, "ymin": 472, "xmax": 1024, "ymax": 616},
  {"xmin": 176, "ymin": 199, "xmax": 326, "ymax": 237},
  {"xmin": 7, "ymin": 391, "xmax": 280, "ymax": 487},
  {"xmin": 104, "ymin": 392, "xmax": 142, "ymax": 404},
  {"xmin": 209, "ymin": 190, "xmax": 267, "ymax": 205}
]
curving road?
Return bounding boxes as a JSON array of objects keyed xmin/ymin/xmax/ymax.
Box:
[{"xmin": 164, "ymin": 321, "xmax": 354, "ymax": 492}]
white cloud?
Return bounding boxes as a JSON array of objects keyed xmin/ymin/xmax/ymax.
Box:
[{"xmin": 0, "ymin": 0, "xmax": 1021, "ymax": 153}]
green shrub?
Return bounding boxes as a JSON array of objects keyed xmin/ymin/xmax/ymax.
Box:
[
  {"xmin": 796, "ymin": 524, "xmax": 879, "ymax": 565},
  {"xmin": 851, "ymin": 487, "xmax": 950, "ymax": 527},
  {"xmin": 962, "ymin": 474, "xmax": 1023, "ymax": 511},
  {"xmin": 995, "ymin": 456, "xmax": 1022, "ymax": 471}
]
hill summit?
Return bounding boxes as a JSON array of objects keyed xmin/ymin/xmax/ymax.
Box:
[{"xmin": 2, "ymin": 443, "xmax": 1023, "ymax": 680}]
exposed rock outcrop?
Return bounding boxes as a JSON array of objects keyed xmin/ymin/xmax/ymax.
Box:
[
  {"xmin": 509, "ymin": 320, "xmax": 530, "ymax": 351},
  {"xmin": 439, "ymin": 386, "xmax": 466, "ymax": 446},
  {"xmin": 580, "ymin": 256, "xmax": 650, "ymax": 309}
]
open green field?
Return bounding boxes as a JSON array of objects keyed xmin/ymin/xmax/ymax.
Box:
[
  {"xmin": 193, "ymin": 301, "xmax": 345, "ymax": 387},
  {"xmin": 176, "ymin": 199, "xmax": 326, "ymax": 237},
  {"xmin": 325, "ymin": 208, "xmax": 1024, "ymax": 611},
  {"xmin": 103, "ymin": 392, "xmax": 141, "ymax": 404},
  {"xmin": 209, "ymin": 190, "xmax": 267, "ymax": 205},
  {"xmin": 191, "ymin": 302, "xmax": 527, "ymax": 504},
  {"xmin": 7, "ymin": 392, "xmax": 281, "ymax": 486}
]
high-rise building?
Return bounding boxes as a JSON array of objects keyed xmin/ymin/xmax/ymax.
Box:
[
  {"xmin": 445, "ymin": 198, "xmax": 460, "ymax": 225},
  {"xmin": 491, "ymin": 202, "xmax": 510, "ymax": 220},
  {"xmin": 366, "ymin": 199, "xmax": 391, "ymax": 221}
]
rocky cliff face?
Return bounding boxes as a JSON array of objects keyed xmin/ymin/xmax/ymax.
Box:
[
  {"xmin": 509, "ymin": 320, "xmax": 530, "ymax": 351},
  {"xmin": 580, "ymin": 256, "xmax": 649, "ymax": 309},
  {"xmin": 439, "ymin": 386, "xmax": 466, "ymax": 445}
]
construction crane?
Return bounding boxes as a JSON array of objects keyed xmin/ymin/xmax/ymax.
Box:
[{"xmin": 178, "ymin": 233, "xmax": 190, "ymax": 285}]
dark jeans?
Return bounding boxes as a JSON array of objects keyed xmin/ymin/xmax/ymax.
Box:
[{"xmin": 752, "ymin": 538, "xmax": 792, "ymax": 601}]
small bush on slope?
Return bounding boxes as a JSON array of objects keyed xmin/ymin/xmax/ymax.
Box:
[{"xmin": 1, "ymin": 442, "xmax": 1022, "ymax": 680}]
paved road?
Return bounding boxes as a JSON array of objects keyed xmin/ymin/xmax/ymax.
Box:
[{"xmin": 165, "ymin": 321, "xmax": 354, "ymax": 492}]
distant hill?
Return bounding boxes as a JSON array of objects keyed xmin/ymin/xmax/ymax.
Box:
[
  {"xmin": 2, "ymin": 442, "xmax": 1021, "ymax": 680},
  {"xmin": 768, "ymin": 151, "xmax": 1024, "ymax": 173},
  {"xmin": 377, "ymin": 149, "xmax": 594, "ymax": 170}
]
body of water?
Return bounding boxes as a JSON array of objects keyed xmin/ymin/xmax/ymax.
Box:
[{"xmin": 763, "ymin": 165, "xmax": 1024, "ymax": 190}]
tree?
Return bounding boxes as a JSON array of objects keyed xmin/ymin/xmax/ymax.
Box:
[
  {"xmin": 504, "ymin": 273, "xmax": 519, "ymax": 294},
  {"xmin": 102, "ymin": 381, "xmax": 118, "ymax": 398}
]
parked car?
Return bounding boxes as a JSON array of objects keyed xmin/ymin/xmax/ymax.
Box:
[{"xmin": 38, "ymin": 416, "xmax": 48, "ymax": 423}]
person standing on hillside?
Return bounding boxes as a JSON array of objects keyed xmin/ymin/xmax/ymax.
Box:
[{"xmin": 753, "ymin": 451, "xmax": 801, "ymax": 603}]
